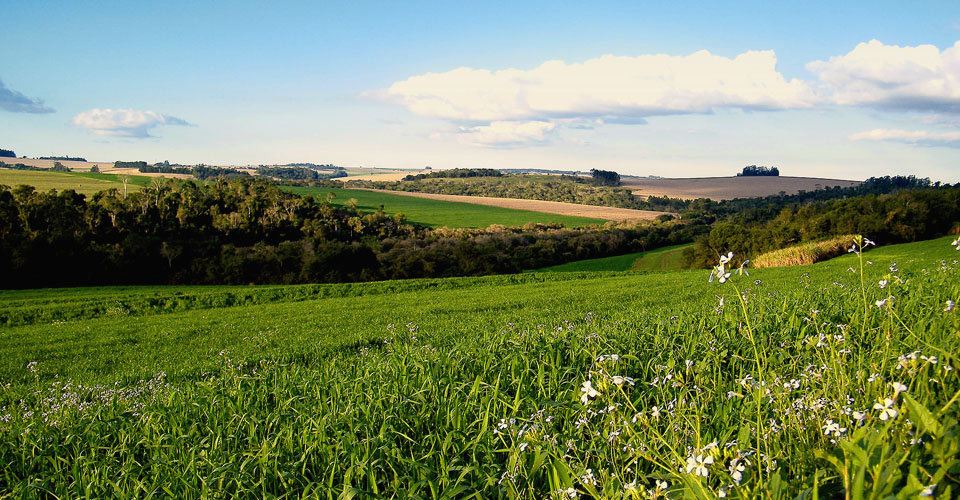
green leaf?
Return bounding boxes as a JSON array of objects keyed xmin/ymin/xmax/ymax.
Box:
[{"xmin": 902, "ymin": 394, "xmax": 942, "ymax": 437}]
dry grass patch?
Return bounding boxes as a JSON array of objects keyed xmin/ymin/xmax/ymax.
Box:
[{"xmin": 752, "ymin": 235, "xmax": 855, "ymax": 268}]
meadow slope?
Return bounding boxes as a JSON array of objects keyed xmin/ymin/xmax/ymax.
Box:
[{"xmin": 0, "ymin": 236, "xmax": 958, "ymax": 497}]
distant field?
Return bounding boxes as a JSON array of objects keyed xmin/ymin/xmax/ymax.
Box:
[
  {"xmin": 365, "ymin": 189, "xmax": 669, "ymax": 222},
  {"xmin": 0, "ymin": 169, "xmax": 145, "ymax": 196},
  {"xmin": 623, "ymin": 175, "xmax": 862, "ymax": 200},
  {"xmin": 339, "ymin": 167, "xmax": 421, "ymax": 182},
  {"xmin": 282, "ymin": 186, "xmax": 605, "ymax": 228},
  {"xmin": 536, "ymin": 243, "xmax": 692, "ymax": 272}
]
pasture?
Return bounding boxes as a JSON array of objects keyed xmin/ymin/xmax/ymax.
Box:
[
  {"xmin": 0, "ymin": 236, "xmax": 957, "ymax": 497},
  {"xmin": 0, "ymin": 169, "xmax": 144, "ymax": 196},
  {"xmin": 282, "ymin": 186, "xmax": 606, "ymax": 228},
  {"xmin": 537, "ymin": 244, "xmax": 692, "ymax": 272}
]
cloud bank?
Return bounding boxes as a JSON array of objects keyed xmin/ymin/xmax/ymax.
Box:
[
  {"xmin": 849, "ymin": 128, "xmax": 960, "ymax": 148},
  {"xmin": 72, "ymin": 108, "xmax": 190, "ymax": 138},
  {"xmin": 381, "ymin": 40, "xmax": 960, "ymax": 148},
  {"xmin": 382, "ymin": 50, "xmax": 815, "ymax": 147},
  {"xmin": 0, "ymin": 78, "xmax": 54, "ymax": 113},
  {"xmin": 808, "ymin": 40, "xmax": 960, "ymax": 113}
]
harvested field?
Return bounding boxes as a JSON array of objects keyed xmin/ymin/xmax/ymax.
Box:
[
  {"xmin": 622, "ymin": 175, "xmax": 861, "ymax": 200},
  {"xmin": 336, "ymin": 170, "xmax": 420, "ymax": 182},
  {"xmin": 362, "ymin": 188, "xmax": 671, "ymax": 222},
  {"xmin": 0, "ymin": 159, "xmax": 194, "ymax": 179}
]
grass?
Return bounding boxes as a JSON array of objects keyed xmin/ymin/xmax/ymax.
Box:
[
  {"xmin": 0, "ymin": 169, "xmax": 143, "ymax": 196},
  {"xmin": 753, "ymin": 235, "xmax": 856, "ymax": 268},
  {"xmin": 537, "ymin": 244, "xmax": 692, "ymax": 272},
  {"xmin": 0, "ymin": 236, "xmax": 958, "ymax": 497},
  {"xmin": 631, "ymin": 244, "xmax": 691, "ymax": 271},
  {"xmin": 0, "ymin": 168, "xmax": 156, "ymax": 197},
  {"xmin": 281, "ymin": 186, "xmax": 605, "ymax": 228}
]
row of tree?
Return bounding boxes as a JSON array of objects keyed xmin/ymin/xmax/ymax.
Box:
[{"xmin": 402, "ymin": 168, "xmax": 503, "ymax": 181}]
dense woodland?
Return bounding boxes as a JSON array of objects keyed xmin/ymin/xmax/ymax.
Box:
[{"xmin": 0, "ymin": 178, "xmax": 699, "ymax": 288}]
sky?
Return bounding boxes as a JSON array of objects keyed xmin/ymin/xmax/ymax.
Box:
[{"xmin": 2, "ymin": 1, "xmax": 960, "ymax": 181}]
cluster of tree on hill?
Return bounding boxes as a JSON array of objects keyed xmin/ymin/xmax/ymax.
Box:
[
  {"xmin": 590, "ymin": 168, "xmax": 621, "ymax": 186},
  {"xmin": 402, "ymin": 168, "xmax": 503, "ymax": 181},
  {"xmin": 0, "ymin": 178, "xmax": 699, "ymax": 288},
  {"xmin": 0, "ymin": 149, "xmax": 15, "ymax": 158},
  {"xmin": 256, "ymin": 166, "xmax": 345, "ymax": 181},
  {"xmin": 39, "ymin": 156, "xmax": 86, "ymax": 161},
  {"xmin": 683, "ymin": 182, "xmax": 960, "ymax": 268},
  {"xmin": 737, "ymin": 165, "xmax": 779, "ymax": 176}
]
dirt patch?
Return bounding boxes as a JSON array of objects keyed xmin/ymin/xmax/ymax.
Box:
[
  {"xmin": 361, "ymin": 189, "xmax": 672, "ymax": 222},
  {"xmin": 335, "ymin": 171, "xmax": 420, "ymax": 182},
  {"xmin": 622, "ymin": 176, "xmax": 861, "ymax": 201}
]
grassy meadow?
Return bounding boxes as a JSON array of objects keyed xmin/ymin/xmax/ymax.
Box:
[
  {"xmin": 0, "ymin": 236, "xmax": 958, "ymax": 497},
  {"xmin": 0, "ymin": 169, "xmax": 147, "ymax": 196},
  {"xmin": 282, "ymin": 186, "xmax": 605, "ymax": 228},
  {"xmin": 538, "ymin": 244, "xmax": 691, "ymax": 272}
]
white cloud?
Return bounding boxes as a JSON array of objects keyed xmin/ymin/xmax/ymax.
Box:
[
  {"xmin": 381, "ymin": 50, "xmax": 815, "ymax": 146},
  {"xmin": 0, "ymin": 77, "xmax": 54, "ymax": 113},
  {"xmin": 72, "ymin": 108, "xmax": 190, "ymax": 138},
  {"xmin": 849, "ymin": 128, "xmax": 960, "ymax": 148},
  {"xmin": 808, "ymin": 40, "xmax": 960, "ymax": 113},
  {"xmin": 448, "ymin": 120, "xmax": 557, "ymax": 148}
]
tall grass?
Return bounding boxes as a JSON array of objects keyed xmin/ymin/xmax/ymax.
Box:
[
  {"xmin": 752, "ymin": 235, "xmax": 855, "ymax": 268},
  {"xmin": 0, "ymin": 236, "xmax": 958, "ymax": 497}
]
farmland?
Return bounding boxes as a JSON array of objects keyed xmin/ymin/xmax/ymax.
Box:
[
  {"xmin": 0, "ymin": 169, "xmax": 145, "ymax": 196},
  {"xmin": 282, "ymin": 186, "xmax": 606, "ymax": 228},
  {"xmin": 623, "ymin": 176, "xmax": 862, "ymax": 201},
  {"xmin": 1, "ymin": 236, "xmax": 957, "ymax": 497}
]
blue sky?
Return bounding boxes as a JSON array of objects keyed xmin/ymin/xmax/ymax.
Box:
[{"xmin": 3, "ymin": 1, "xmax": 960, "ymax": 181}]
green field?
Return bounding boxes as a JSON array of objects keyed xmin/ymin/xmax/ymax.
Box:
[
  {"xmin": 0, "ymin": 169, "xmax": 151, "ymax": 196},
  {"xmin": 0, "ymin": 236, "xmax": 958, "ymax": 497},
  {"xmin": 283, "ymin": 186, "xmax": 605, "ymax": 228},
  {"xmin": 538, "ymin": 244, "xmax": 692, "ymax": 272}
]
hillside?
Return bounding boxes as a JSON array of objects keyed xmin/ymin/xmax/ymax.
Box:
[{"xmin": 1, "ymin": 236, "xmax": 957, "ymax": 496}]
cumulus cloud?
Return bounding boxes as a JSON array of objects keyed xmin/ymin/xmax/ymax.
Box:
[
  {"xmin": 849, "ymin": 128, "xmax": 960, "ymax": 148},
  {"xmin": 449, "ymin": 120, "xmax": 557, "ymax": 148},
  {"xmin": 387, "ymin": 51, "xmax": 815, "ymax": 122},
  {"xmin": 808, "ymin": 40, "xmax": 960, "ymax": 113},
  {"xmin": 0, "ymin": 77, "xmax": 54, "ymax": 113},
  {"xmin": 380, "ymin": 50, "xmax": 815, "ymax": 146},
  {"xmin": 72, "ymin": 108, "xmax": 190, "ymax": 138}
]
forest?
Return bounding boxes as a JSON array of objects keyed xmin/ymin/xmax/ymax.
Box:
[{"xmin": 0, "ymin": 178, "xmax": 699, "ymax": 288}]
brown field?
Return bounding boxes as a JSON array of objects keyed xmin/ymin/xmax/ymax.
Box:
[
  {"xmin": 336, "ymin": 169, "xmax": 421, "ymax": 182},
  {"xmin": 0, "ymin": 158, "xmax": 194, "ymax": 179},
  {"xmin": 361, "ymin": 189, "xmax": 671, "ymax": 222},
  {"xmin": 622, "ymin": 176, "xmax": 861, "ymax": 200}
]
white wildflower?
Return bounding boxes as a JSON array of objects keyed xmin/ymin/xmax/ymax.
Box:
[
  {"xmin": 878, "ymin": 279, "xmax": 888, "ymax": 289},
  {"xmin": 891, "ymin": 382, "xmax": 907, "ymax": 395},
  {"xmin": 685, "ymin": 454, "xmax": 714, "ymax": 477},
  {"xmin": 946, "ymin": 300, "xmax": 956, "ymax": 312},
  {"xmin": 580, "ymin": 381, "xmax": 599, "ymax": 405},
  {"xmin": 873, "ymin": 398, "xmax": 899, "ymax": 421}
]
